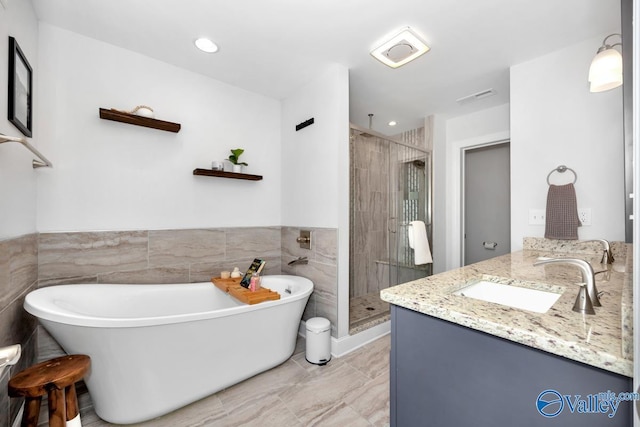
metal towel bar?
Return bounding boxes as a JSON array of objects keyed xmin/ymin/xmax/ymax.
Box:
[
  {"xmin": 0, "ymin": 134, "xmax": 53, "ymax": 168},
  {"xmin": 546, "ymin": 164, "xmax": 576, "ymax": 185}
]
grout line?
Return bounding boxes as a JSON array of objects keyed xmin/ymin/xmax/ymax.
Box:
[
  {"xmin": 146, "ymin": 229, "xmax": 150, "ymax": 268},
  {"xmin": 273, "ymin": 394, "xmax": 304, "ymax": 426}
]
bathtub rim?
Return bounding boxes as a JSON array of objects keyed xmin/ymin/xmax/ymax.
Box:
[{"xmin": 24, "ymin": 274, "xmax": 313, "ymax": 328}]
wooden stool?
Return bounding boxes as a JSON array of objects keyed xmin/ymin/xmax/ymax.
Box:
[{"xmin": 8, "ymin": 354, "xmax": 90, "ymax": 427}]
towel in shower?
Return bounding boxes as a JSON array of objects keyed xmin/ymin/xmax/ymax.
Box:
[
  {"xmin": 544, "ymin": 183, "xmax": 581, "ymax": 240},
  {"xmin": 408, "ymin": 221, "xmax": 433, "ymax": 265}
]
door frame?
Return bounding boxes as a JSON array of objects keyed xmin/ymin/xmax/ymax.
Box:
[
  {"xmin": 460, "ymin": 140, "xmax": 511, "ymax": 266},
  {"xmin": 445, "ymin": 131, "xmax": 510, "ymax": 270}
]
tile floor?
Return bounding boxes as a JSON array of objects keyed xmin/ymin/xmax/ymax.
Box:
[
  {"xmin": 349, "ymin": 292, "xmax": 390, "ymax": 334},
  {"xmin": 63, "ymin": 335, "xmax": 390, "ymax": 427}
]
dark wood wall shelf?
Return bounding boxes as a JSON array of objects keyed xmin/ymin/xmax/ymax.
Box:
[
  {"xmin": 99, "ymin": 108, "xmax": 181, "ymax": 133},
  {"xmin": 193, "ymin": 168, "xmax": 263, "ymax": 181}
]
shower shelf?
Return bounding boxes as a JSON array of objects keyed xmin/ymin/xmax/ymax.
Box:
[
  {"xmin": 99, "ymin": 108, "xmax": 181, "ymax": 133},
  {"xmin": 193, "ymin": 168, "xmax": 263, "ymax": 181}
]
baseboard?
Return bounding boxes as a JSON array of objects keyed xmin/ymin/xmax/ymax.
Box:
[
  {"xmin": 331, "ymin": 321, "xmax": 390, "ymax": 357},
  {"xmin": 298, "ymin": 319, "xmax": 390, "ymax": 358}
]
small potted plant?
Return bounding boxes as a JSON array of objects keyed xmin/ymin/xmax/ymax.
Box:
[{"xmin": 228, "ymin": 148, "xmax": 248, "ymax": 173}]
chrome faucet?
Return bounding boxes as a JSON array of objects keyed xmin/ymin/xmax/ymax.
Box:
[
  {"xmin": 584, "ymin": 239, "xmax": 615, "ymax": 265},
  {"xmin": 287, "ymin": 256, "xmax": 308, "ymax": 266},
  {"xmin": 533, "ymin": 258, "xmax": 600, "ymax": 314}
]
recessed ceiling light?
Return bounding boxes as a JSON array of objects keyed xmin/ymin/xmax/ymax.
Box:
[
  {"xmin": 195, "ymin": 38, "xmax": 219, "ymax": 53},
  {"xmin": 370, "ymin": 27, "xmax": 430, "ymax": 68},
  {"xmin": 388, "ymin": 121, "xmax": 397, "ymax": 126}
]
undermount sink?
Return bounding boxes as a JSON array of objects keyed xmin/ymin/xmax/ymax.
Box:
[{"xmin": 453, "ymin": 279, "xmax": 562, "ymax": 313}]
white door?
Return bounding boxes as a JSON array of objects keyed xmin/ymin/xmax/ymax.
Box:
[{"xmin": 463, "ymin": 142, "xmax": 511, "ymax": 265}]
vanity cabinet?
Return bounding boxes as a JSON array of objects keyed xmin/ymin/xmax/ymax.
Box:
[{"xmin": 390, "ymin": 305, "xmax": 632, "ymax": 427}]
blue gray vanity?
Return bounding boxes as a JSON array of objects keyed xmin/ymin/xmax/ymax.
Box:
[{"xmin": 381, "ymin": 238, "xmax": 633, "ymax": 426}]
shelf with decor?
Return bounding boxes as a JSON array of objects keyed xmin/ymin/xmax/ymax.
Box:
[
  {"xmin": 193, "ymin": 168, "xmax": 263, "ymax": 181},
  {"xmin": 98, "ymin": 108, "xmax": 181, "ymax": 133}
]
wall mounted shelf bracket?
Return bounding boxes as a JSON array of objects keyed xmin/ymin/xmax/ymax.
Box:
[{"xmin": 0, "ymin": 134, "xmax": 53, "ymax": 168}]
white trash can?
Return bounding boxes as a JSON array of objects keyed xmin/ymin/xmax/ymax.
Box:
[{"xmin": 305, "ymin": 317, "xmax": 331, "ymax": 365}]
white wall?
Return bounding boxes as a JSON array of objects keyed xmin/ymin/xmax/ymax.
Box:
[
  {"xmin": 0, "ymin": 0, "xmax": 39, "ymax": 239},
  {"xmin": 433, "ymin": 104, "xmax": 510, "ymax": 271},
  {"xmin": 281, "ymin": 64, "xmax": 349, "ymax": 228},
  {"xmin": 446, "ymin": 104, "xmax": 511, "ymax": 270},
  {"xmin": 36, "ymin": 24, "xmax": 282, "ymax": 232},
  {"xmin": 280, "ymin": 64, "xmax": 350, "ymax": 336},
  {"xmin": 431, "ymin": 114, "xmax": 448, "ymax": 274},
  {"xmin": 447, "ymin": 103, "xmax": 511, "ymax": 143},
  {"xmin": 436, "ymin": 36, "xmax": 626, "ymax": 270},
  {"xmin": 511, "ymin": 36, "xmax": 625, "ymax": 249}
]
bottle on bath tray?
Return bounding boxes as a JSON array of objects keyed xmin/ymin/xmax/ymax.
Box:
[
  {"xmin": 230, "ymin": 267, "xmax": 242, "ymax": 278},
  {"xmin": 240, "ymin": 258, "xmax": 266, "ymax": 288},
  {"xmin": 249, "ymin": 272, "xmax": 261, "ymax": 292}
]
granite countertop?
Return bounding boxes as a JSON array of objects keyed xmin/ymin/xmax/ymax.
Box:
[{"xmin": 380, "ymin": 238, "xmax": 633, "ymax": 377}]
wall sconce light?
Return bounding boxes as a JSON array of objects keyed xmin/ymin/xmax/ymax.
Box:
[{"xmin": 588, "ymin": 33, "xmax": 623, "ymax": 92}]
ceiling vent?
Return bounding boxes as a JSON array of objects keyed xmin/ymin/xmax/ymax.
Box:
[
  {"xmin": 370, "ymin": 27, "xmax": 430, "ymax": 69},
  {"xmin": 456, "ymin": 88, "xmax": 497, "ymax": 105},
  {"xmin": 386, "ymin": 42, "xmax": 417, "ymax": 63}
]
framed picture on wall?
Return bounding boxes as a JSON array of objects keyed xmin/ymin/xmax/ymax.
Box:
[{"xmin": 8, "ymin": 36, "xmax": 33, "ymax": 137}]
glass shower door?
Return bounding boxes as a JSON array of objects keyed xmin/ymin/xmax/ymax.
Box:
[
  {"xmin": 348, "ymin": 127, "xmax": 431, "ymax": 333},
  {"xmin": 388, "ymin": 144, "xmax": 432, "ymax": 286}
]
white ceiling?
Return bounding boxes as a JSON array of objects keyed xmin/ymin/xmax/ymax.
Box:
[{"xmin": 32, "ymin": 0, "xmax": 621, "ymax": 135}]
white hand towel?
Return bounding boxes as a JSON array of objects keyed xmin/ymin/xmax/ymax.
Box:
[{"xmin": 408, "ymin": 220, "xmax": 433, "ymax": 265}]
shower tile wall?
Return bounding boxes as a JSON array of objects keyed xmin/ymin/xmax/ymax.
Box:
[
  {"xmin": 0, "ymin": 234, "xmax": 39, "ymax": 427},
  {"xmin": 350, "ymin": 135, "xmax": 390, "ymax": 298},
  {"xmin": 396, "ymin": 124, "xmax": 426, "ymax": 150},
  {"xmin": 281, "ymin": 227, "xmax": 338, "ymax": 336}
]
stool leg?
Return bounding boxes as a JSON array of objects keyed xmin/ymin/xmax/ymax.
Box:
[
  {"xmin": 47, "ymin": 387, "xmax": 66, "ymax": 427},
  {"xmin": 65, "ymin": 384, "xmax": 82, "ymax": 427},
  {"xmin": 21, "ymin": 396, "xmax": 41, "ymax": 427}
]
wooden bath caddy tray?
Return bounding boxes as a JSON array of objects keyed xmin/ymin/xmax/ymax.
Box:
[{"xmin": 211, "ymin": 277, "xmax": 280, "ymax": 305}]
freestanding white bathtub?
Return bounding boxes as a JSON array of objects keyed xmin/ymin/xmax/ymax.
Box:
[{"xmin": 24, "ymin": 275, "xmax": 313, "ymax": 424}]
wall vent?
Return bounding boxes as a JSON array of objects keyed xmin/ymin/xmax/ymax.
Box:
[{"xmin": 456, "ymin": 88, "xmax": 497, "ymax": 105}]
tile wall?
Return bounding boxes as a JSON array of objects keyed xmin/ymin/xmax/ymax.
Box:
[
  {"xmin": 0, "ymin": 234, "xmax": 39, "ymax": 427},
  {"xmin": 281, "ymin": 227, "xmax": 338, "ymax": 335},
  {"xmin": 38, "ymin": 227, "xmax": 283, "ymax": 286},
  {"xmin": 349, "ymin": 133, "xmax": 390, "ymax": 298},
  {"xmin": 349, "ymin": 125, "xmax": 430, "ymax": 301}
]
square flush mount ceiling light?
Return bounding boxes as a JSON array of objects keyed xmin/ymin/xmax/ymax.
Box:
[{"xmin": 370, "ymin": 27, "xmax": 430, "ymax": 68}]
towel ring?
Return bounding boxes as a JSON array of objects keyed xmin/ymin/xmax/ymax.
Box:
[{"xmin": 546, "ymin": 165, "xmax": 577, "ymax": 185}]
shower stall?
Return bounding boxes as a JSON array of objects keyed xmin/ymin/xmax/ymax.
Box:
[{"xmin": 349, "ymin": 124, "xmax": 432, "ymax": 333}]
